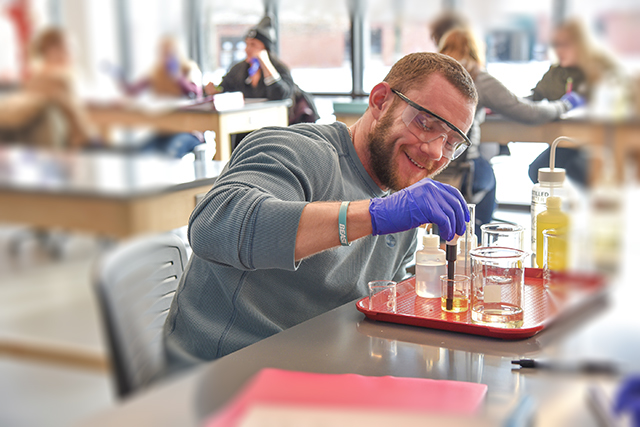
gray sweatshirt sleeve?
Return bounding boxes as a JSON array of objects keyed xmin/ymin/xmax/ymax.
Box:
[
  {"xmin": 392, "ymin": 236, "xmax": 418, "ymax": 282},
  {"xmin": 188, "ymin": 127, "xmax": 340, "ymax": 272},
  {"xmin": 476, "ymin": 72, "xmax": 568, "ymax": 125}
]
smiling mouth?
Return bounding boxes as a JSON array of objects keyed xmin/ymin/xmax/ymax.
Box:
[{"xmin": 405, "ymin": 153, "xmax": 425, "ymax": 170}]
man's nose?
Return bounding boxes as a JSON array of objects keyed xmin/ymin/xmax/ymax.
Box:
[{"xmin": 419, "ymin": 134, "xmax": 446, "ymax": 161}]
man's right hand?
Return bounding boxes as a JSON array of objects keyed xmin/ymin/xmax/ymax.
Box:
[{"xmin": 369, "ymin": 178, "xmax": 469, "ymax": 241}]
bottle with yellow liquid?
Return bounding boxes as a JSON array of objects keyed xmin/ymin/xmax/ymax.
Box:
[
  {"xmin": 530, "ymin": 137, "xmax": 579, "ymax": 265},
  {"xmin": 535, "ymin": 196, "xmax": 570, "ymax": 269}
]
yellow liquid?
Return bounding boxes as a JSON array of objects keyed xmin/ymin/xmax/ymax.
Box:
[
  {"xmin": 471, "ymin": 302, "xmax": 524, "ymax": 328},
  {"xmin": 545, "ymin": 237, "xmax": 568, "ymax": 271},
  {"xmin": 441, "ymin": 296, "xmax": 469, "ymax": 313},
  {"xmin": 536, "ymin": 205, "xmax": 569, "ymax": 268}
]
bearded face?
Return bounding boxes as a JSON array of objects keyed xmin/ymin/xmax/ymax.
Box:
[{"xmin": 366, "ymin": 102, "xmax": 450, "ymax": 192}]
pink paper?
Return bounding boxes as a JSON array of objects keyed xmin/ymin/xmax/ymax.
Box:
[{"xmin": 206, "ymin": 368, "xmax": 488, "ymax": 427}]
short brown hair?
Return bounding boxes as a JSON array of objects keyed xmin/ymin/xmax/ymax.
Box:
[
  {"xmin": 430, "ymin": 12, "xmax": 469, "ymax": 45},
  {"xmin": 383, "ymin": 52, "xmax": 477, "ymax": 105}
]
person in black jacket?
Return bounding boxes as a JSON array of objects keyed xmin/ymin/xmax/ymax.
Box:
[
  {"xmin": 205, "ymin": 16, "xmax": 294, "ymax": 102},
  {"xmin": 205, "ymin": 16, "xmax": 319, "ymax": 150}
]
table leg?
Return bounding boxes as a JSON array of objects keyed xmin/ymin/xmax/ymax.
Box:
[{"xmin": 214, "ymin": 119, "xmax": 232, "ymax": 161}]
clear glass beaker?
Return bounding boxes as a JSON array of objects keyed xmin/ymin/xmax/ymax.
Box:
[
  {"xmin": 440, "ymin": 274, "xmax": 470, "ymax": 313},
  {"xmin": 368, "ymin": 280, "xmax": 397, "ymax": 313},
  {"xmin": 542, "ymin": 228, "xmax": 569, "ymax": 289},
  {"xmin": 480, "ymin": 223, "xmax": 525, "ymax": 250},
  {"xmin": 470, "ymin": 247, "xmax": 526, "ymax": 328}
]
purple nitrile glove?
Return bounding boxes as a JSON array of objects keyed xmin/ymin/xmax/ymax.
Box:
[
  {"xmin": 248, "ymin": 58, "xmax": 260, "ymax": 76},
  {"xmin": 614, "ymin": 376, "xmax": 640, "ymax": 427},
  {"xmin": 560, "ymin": 91, "xmax": 586, "ymax": 110},
  {"xmin": 369, "ymin": 178, "xmax": 470, "ymax": 241}
]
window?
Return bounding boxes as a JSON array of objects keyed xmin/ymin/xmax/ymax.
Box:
[
  {"xmin": 278, "ymin": 0, "xmax": 351, "ymax": 94},
  {"xmin": 462, "ymin": 0, "xmax": 554, "ymax": 97},
  {"xmin": 363, "ymin": 0, "xmax": 441, "ymax": 93},
  {"xmin": 200, "ymin": 0, "xmax": 265, "ymax": 86},
  {"xmin": 124, "ymin": 0, "xmax": 187, "ymax": 81},
  {"xmin": 565, "ymin": 0, "xmax": 640, "ymax": 71}
]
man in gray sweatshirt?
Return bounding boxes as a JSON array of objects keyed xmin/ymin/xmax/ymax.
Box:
[{"xmin": 163, "ymin": 52, "xmax": 477, "ymax": 369}]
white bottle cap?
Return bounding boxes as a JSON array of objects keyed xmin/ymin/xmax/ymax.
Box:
[
  {"xmin": 423, "ymin": 233, "xmax": 440, "ymax": 249},
  {"xmin": 538, "ymin": 167, "xmax": 566, "ymax": 184},
  {"xmin": 546, "ymin": 196, "xmax": 562, "ymax": 209}
]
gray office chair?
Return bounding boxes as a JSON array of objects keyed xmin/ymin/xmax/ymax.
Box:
[{"xmin": 93, "ymin": 233, "xmax": 188, "ymax": 399}]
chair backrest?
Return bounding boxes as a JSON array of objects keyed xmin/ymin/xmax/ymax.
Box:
[{"xmin": 93, "ymin": 233, "xmax": 188, "ymax": 398}]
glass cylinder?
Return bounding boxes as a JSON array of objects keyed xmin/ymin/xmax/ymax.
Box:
[
  {"xmin": 480, "ymin": 223, "xmax": 524, "ymax": 250},
  {"xmin": 542, "ymin": 228, "xmax": 569, "ymax": 289}
]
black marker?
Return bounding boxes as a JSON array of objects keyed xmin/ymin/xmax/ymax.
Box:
[{"xmin": 511, "ymin": 359, "xmax": 619, "ymax": 375}]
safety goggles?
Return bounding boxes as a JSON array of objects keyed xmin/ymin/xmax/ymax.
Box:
[{"xmin": 391, "ymin": 89, "xmax": 471, "ymax": 160}]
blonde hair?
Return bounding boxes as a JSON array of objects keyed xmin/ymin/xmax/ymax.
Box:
[
  {"xmin": 554, "ymin": 18, "xmax": 619, "ymax": 85},
  {"xmin": 150, "ymin": 36, "xmax": 201, "ymax": 97},
  {"xmin": 438, "ymin": 27, "xmax": 485, "ymax": 79}
]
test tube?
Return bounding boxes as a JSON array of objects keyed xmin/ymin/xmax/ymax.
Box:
[{"xmin": 458, "ymin": 204, "xmax": 476, "ymax": 277}]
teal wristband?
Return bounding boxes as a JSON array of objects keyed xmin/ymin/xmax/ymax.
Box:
[{"xmin": 339, "ymin": 201, "xmax": 351, "ymax": 246}]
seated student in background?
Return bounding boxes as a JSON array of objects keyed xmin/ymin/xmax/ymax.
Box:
[
  {"xmin": 163, "ymin": 52, "xmax": 475, "ymax": 369},
  {"xmin": 0, "ymin": 27, "xmax": 97, "ymax": 148},
  {"xmin": 121, "ymin": 36, "xmax": 202, "ymax": 100},
  {"xmin": 205, "ymin": 16, "xmax": 294, "ymax": 102},
  {"xmin": 205, "ymin": 15, "xmax": 317, "ymax": 141},
  {"xmin": 437, "ymin": 27, "xmax": 583, "ymax": 233},
  {"xmin": 117, "ymin": 36, "xmax": 204, "ymax": 158},
  {"xmin": 528, "ymin": 18, "xmax": 621, "ymax": 187}
]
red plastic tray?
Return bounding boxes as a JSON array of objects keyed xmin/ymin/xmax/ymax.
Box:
[{"xmin": 355, "ymin": 268, "xmax": 607, "ymax": 340}]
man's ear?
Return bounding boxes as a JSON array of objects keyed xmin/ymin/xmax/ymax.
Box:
[{"xmin": 368, "ymin": 82, "xmax": 393, "ymax": 120}]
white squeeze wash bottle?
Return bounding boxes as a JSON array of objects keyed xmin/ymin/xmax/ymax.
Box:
[
  {"xmin": 531, "ymin": 136, "xmax": 577, "ymax": 257},
  {"xmin": 415, "ymin": 229, "xmax": 446, "ymax": 298}
]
